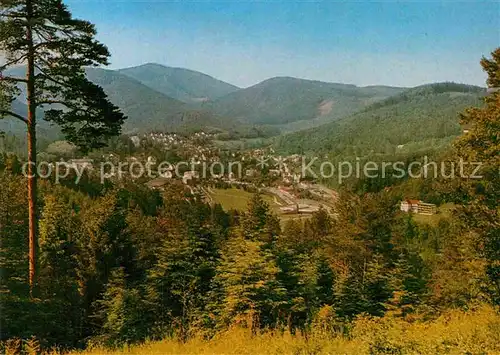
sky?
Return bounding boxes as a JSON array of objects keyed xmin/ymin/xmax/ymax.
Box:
[{"xmin": 66, "ymin": 0, "xmax": 500, "ymax": 88}]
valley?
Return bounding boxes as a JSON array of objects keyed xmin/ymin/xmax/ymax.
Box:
[
  {"xmin": 1, "ymin": 2, "xmax": 498, "ymax": 353},
  {"xmin": 2, "ymin": 64, "xmax": 484, "ymax": 161}
]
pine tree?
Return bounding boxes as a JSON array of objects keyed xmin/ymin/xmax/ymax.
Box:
[
  {"xmin": 335, "ymin": 255, "xmax": 392, "ymax": 319},
  {"xmin": 214, "ymin": 195, "xmax": 287, "ymax": 331},
  {"xmin": 38, "ymin": 192, "xmax": 83, "ymax": 345},
  {"xmin": 241, "ymin": 193, "xmax": 281, "ymax": 244},
  {"xmin": 454, "ymin": 48, "xmax": 500, "ymax": 305},
  {"xmin": 216, "ymin": 235, "xmax": 286, "ymax": 331},
  {"xmin": 93, "ymin": 267, "xmax": 146, "ymax": 346},
  {"xmin": 386, "ymin": 251, "xmax": 429, "ymax": 317},
  {"xmin": 0, "ymin": 174, "xmax": 29, "ymax": 340},
  {"xmin": 145, "ymin": 201, "xmax": 223, "ymax": 341},
  {"xmin": 0, "ymin": 0, "xmax": 126, "ymax": 294},
  {"xmin": 75, "ymin": 190, "xmax": 136, "ymax": 340},
  {"xmin": 309, "ymin": 206, "xmax": 332, "ymax": 240}
]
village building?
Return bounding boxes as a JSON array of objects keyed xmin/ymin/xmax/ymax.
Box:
[
  {"xmin": 400, "ymin": 199, "xmax": 437, "ymax": 215},
  {"xmin": 400, "ymin": 199, "xmax": 420, "ymax": 213},
  {"xmin": 417, "ymin": 202, "xmax": 438, "ymax": 215},
  {"xmin": 130, "ymin": 136, "xmax": 141, "ymax": 148}
]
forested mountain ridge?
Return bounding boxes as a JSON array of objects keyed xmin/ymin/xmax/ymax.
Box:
[
  {"xmin": 209, "ymin": 76, "xmax": 406, "ymax": 126},
  {"xmin": 85, "ymin": 68, "xmax": 284, "ymax": 137},
  {"xmin": 362, "ymin": 82, "xmax": 485, "ymax": 111},
  {"xmin": 275, "ymin": 82, "xmax": 486, "ymax": 156},
  {"xmin": 1, "ymin": 66, "xmax": 484, "ymax": 147},
  {"xmin": 118, "ymin": 63, "xmax": 240, "ymax": 103},
  {"xmin": 2, "ymin": 66, "xmax": 241, "ymax": 135},
  {"xmin": 84, "ymin": 67, "xmax": 188, "ymax": 133}
]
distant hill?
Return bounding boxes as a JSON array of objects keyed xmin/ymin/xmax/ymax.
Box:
[
  {"xmin": 85, "ymin": 67, "xmax": 189, "ymax": 132},
  {"xmin": 2, "ymin": 65, "xmax": 485, "ymax": 154},
  {"xmin": 0, "ymin": 100, "xmax": 61, "ymax": 153},
  {"xmin": 274, "ymin": 82, "xmax": 485, "ymax": 156},
  {"xmin": 2, "ymin": 66, "xmax": 274, "ymax": 137},
  {"xmin": 209, "ymin": 77, "xmax": 406, "ymax": 127},
  {"xmin": 0, "ymin": 99, "xmax": 54, "ymax": 136},
  {"xmin": 86, "ymin": 68, "xmax": 265, "ymax": 135},
  {"xmin": 1, "ymin": 100, "xmax": 30, "ymax": 136},
  {"xmin": 118, "ymin": 63, "xmax": 240, "ymax": 103}
]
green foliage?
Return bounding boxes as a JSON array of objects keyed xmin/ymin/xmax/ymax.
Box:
[
  {"xmin": 93, "ymin": 267, "xmax": 146, "ymax": 347},
  {"xmin": 1, "ymin": 50, "xmax": 498, "ymax": 355},
  {"xmin": 218, "ymin": 238, "xmax": 284, "ymax": 328},
  {"xmin": 0, "ymin": 165, "xmax": 492, "ymax": 351},
  {"xmin": 275, "ymin": 82, "xmax": 484, "ymax": 156},
  {"xmin": 210, "ymin": 76, "xmax": 404, "ymax": 126},
  {"xmin": 453, "ymin": 48, "xmax": 500, "ymax": 305},
  {"xmin": 0, "ymin": 0, "xmax": 127, "ymax": 152},
  {"xmin": 0, "ymin": 173, "xmax": 28, "ymax": 297}
]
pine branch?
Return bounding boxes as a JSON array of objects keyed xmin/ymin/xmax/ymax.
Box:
[
  {"xmin": 0, "ymin": 55, "xmax": 28, "ymax": 72},
  {"xmin": 0, "ymin": 13, "xmax": 26, "ymax": 20},
  {"xmin": 0, "ymin": 75, "xmax": 28, "ymax": 84},
  {"xmin": 0, "ymin": 110, "xmax": 28, "ymax": 124},
  {"xmin": 33, "ymin": 41, "xmax": 55, "ymax": 51},
  {"xmin": 33, "ymin": 63, "xmax": 68, "ymax": 87},
  {"xmin": 36, "ymin": 100, "xmax": 74, "ymax": 110},
  {"xmin": 37, "ymin": 100, "xmax": 67, "ymax": 105},
  {"xmin": 33, "ymin": 27, "xmax": 55, "ymax": 46},
  {"xmin": 39, "ymin": 22, "xmax": 78, "ymax": 39}
]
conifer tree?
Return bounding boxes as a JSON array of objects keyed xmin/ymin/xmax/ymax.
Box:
[
  {"xmin": 216, "ymin": 235, "xmax": 286, "ymax": 330},
  {"xmin": 38, "ymin": 192, "xmax": 83, "ymax": 344},
  {"xmin": 76, "ymin": 190, "xmax": 136, "ymax": 339},
  {"xmin": 454, "ymin": 48, "xmax": 500, "ymax": 305},
  {"xmin": 242, "ymin": 193, "xmax": 280, "ymax": 244},
  {"xmin": 0, "ymin": 0, "xmax": 126, "ymax": 294},
  {"xmin": 216, "ymin": 195, "xmax": 286, "ymax": 330},
  {"xmin": 94, "ymin": 267, "xmax": 145, "ymax": 346}
]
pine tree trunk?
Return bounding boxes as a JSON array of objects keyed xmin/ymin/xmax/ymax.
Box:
[
  {"xmin": 26, "ymin": 0, "xmax": 38, "ymax": 297},
  {"xmin": 27, "ymin": 119, "xmax": 37, "ymax": 297}
]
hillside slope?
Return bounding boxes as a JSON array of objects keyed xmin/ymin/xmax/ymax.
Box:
[
  {"xmin": 210, "ymin": 77, "xmax": 405, "ymax": 126},
  {"xmin": 85, "ymin": 67, "xmax": 187, "ymax": 132},
  {"xmin": 275, "ymin": 83, "xmax": 485, "ymax": 156},
  {"xmin": 85, "ymin": 68, "xmax": 240, "ymax": 133},
  {"xmin": 0, "ymin": 100, "xmax": 31, "ymax": 135},
  {"xmin": 118, "ymin": 63, "xmax": 239, "ymax": 103},
  {"xmin": 3, "ymin": 66, "xmax": 266, "ymax": 136},
  {"xmin": 0, "ymin": 100, "xmax": 55, "ymax": 136}
]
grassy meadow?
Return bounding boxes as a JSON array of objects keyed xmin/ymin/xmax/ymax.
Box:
[
  {"xmin": 54, "ymin": 304, "xmax": 500, "ymax": 355},
  {"xmin": 208, "ymin": 187, "xmax": 278, "ymax": 212},
  {"xmin": 207, "ymin": 187, "xmax": 313, "ymax": 225}
]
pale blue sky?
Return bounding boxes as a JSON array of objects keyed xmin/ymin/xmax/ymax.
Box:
[{"xmin": 66, "ymin": 1, "xmax": 500, "ymax": 88}]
